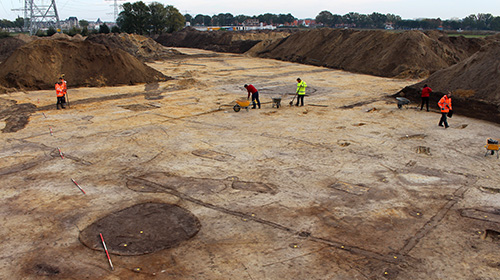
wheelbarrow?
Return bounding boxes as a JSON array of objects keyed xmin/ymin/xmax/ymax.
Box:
[
  {"xmin": 233, "ymin": 99, "xmax": 251, "ymax": 112},
  {"xmin": 396, "ymin": 97, "xmax": 410, "ymax": 109},
  {"xmin": 484, "ymin": 138, "xmax": 499, "ymax": 159}
]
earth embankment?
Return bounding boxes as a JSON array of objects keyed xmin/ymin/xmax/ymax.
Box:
[
  {"xmin": 155, "ymin": 27, "xmax": 290, "ymax": 53},
  {"xmin": 0, "ymin": 39, "xmax": 170, "ymax": 91},
  {"xmin": 397, "ymin": 41, "xmax": 500, "ymax": 123},
  {"xmin": 248, "ymin": 28, "xmax": 484, "ymax": 78}
]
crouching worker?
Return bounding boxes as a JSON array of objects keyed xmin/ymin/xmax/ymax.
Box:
[
  {"xmin": 55, "ymin": 77, "xmax": 66, "ymax": 109},
  {"xmin": 244, "ymin": 84, "xmax": 260, "ymax": 109}
]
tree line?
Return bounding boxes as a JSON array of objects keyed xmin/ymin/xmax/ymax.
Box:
[
  {"xmin": 315, "ymin": 10, "xmax": 500, "ymax": 31},
  {"xmin": 2, "ymin": 3, "xmax": 500, "ymax": 36},
  {"xmin": 184, "ymin": 13, "xmax": 296, "ymax": 26}
]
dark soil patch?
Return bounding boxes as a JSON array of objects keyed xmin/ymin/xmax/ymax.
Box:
[
  {"xmin": 119, "ymin": 103, "xmax": 160, "ymax": 111},
  {"xmin": 231, "ymin": 180, "xmax": 277, "ymax": 194},
  {"xmin": 79, "ymin": 203, "xmax": 201, "ymax": 256},
  {"xmin": 0, "ymin": 99, "xmax": 36, "ymax": 133},
  {"xmin": 192, "ymin": 149, "xmax": 234, "ymax": 162},
  {"xmin": 33, "ymin": 263, "xmax": 60, "ymax": 276}
]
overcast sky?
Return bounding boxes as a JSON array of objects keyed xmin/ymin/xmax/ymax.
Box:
[{"xmin": 1, "ymin": 0, "xmax": 499, "ymax": 22}]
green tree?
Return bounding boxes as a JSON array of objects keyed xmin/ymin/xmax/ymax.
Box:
[
  {"xmin": 68, "ymin": 26, "xmax": 81, "ymax": 36},
  {"xmin": 184, "ymin": 14, "xmax": 192, "ymax": 23},
  {"xmin": 369, "ymin": 12, "xmax": 387, "ymax": 29},
  {"xmin": 117, "ymin": 1, "xmax": 184, "ymax": 34},
  {"xmin": 79, "ymin": 19, "xmax": 89, "ymax": 28},
  {"xmin": 477, "ymin": 13, "xmax": 494, "ymax": 30},
  {"xmin": 316, "ymin": 10, "xmax": 334, "ymax": 26},
  {"xmin": 193, "ymin": 14, "xmax": 205, "ymax": 25},
  {"xmin": 46, "ymin": 26, "xmax": 57, "ymax": 36},
  {"xmin": 235, "ymin": 15, "xmax": 250, "ymax": 24},
  {"xmin": 117, "ymin": 1, "xmax": 150, "ymax": 34},
  {"xmin": 490, "ymin": 16, "xmax": 500, "ymax": 31},
  {"xmin": 111, "ymin": 25, "xmax": 121, "ymax": 33},
  {"xmin": 165, "ymin": 5, "xmax": 185, "ymax": 32},
  {"xmin": 149, "ymin": 2, "xmax": 168, "ymax": 34},
  {"xmin": 462, "ymin": 14, "xmax": 477, "ymax": 30},
  {"xmin": 81, "ymin": 26, "xmax": 89, "ymax": 36},
  {"xmin": 14, "ymin": 17, "xmax": 25, "ymax": 32},
  {"xmin": 99, "ymin": 23, "xmax": 110, "ymax": 33}
]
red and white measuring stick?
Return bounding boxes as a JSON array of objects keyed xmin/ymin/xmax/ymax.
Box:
[
  {"xmin": 100, "ymin": 233, "xmax": 114, "ymax": 271},
  {"xmin": 71, "ymin": 178, "xmax": 86, "ymax": 194},
  {"xmin": 49, "ymin": 127, "xmax": 53, "ymax": 136},
  {"xmin": 57, "ymin": 147, "xmax": 64, "ymax": 159}
]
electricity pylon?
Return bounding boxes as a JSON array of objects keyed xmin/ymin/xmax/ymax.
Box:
[{"xmin": 13, "ymin": 0, "xmax": 61, "ymax": 35}]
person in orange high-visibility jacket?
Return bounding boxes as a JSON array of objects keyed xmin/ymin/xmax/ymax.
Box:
[
  {"xmin": 55, "ymin": 78, "xmax": 66, "ymax": 109},
  {"xmin": 438, "ymin": 92, "xmax": 452, "ymax": 128}
]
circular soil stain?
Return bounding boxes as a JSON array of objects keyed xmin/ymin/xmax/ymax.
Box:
[{"xmin": 79, "ymin": 203, "xmax": 201, "ymax": 255}]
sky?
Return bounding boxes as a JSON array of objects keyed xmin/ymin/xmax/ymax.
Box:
[{"xmin": 1, "ymin": 0, "xmax": 499, "ymax": 22}]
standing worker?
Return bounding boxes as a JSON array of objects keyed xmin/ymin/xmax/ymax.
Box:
[
  {"xmin": 421, "ymin": 84, "xmax": 432, "ymax": 111},
  {"xmin": 244, "ymin": 84, "xmax": 260, "ymax": 109},
  {"xmin": 61, "ymin": 74, "xmax": 69, "ymax": 108},
  {"xmin": 55, "ymin": 78, "xmax": 66, "ymax": 109},
  {"xmin": 438, "ymin": 91, "xmax": 452, "ymax": 128},
  {"xmin": 295, "ymin": 78, "xmax": 307, "ymax": 106}
]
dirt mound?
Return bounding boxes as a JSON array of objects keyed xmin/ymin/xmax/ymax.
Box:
[
  {"xmin": 0, "ymin": 37, "xmax": 30, "ymax": 63},
  {"xmin": 249, "ymin": 28, "xmax": 483, "ymax": 78},
  {"xmin": 0, "ymin": 34, "xmax": 87, "ymax": 64},
  {"xmin": 0, "ymin": 39, "xmax": 170, "ymax": 90},
  {"xmin": 396, "ymin": 42, "xmax": 500, "ymax": 123},
  {"xmin": 155, "ymin": 27, "xmax": 288, "ymax": 53},
  {"xmin": 86, "ymin": 33, "xmax": 183, "ymax": 62}
]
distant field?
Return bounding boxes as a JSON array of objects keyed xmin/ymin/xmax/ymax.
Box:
[{"xmin": 447, "ymin": 33, "xmax": 490, "ymax": 38}]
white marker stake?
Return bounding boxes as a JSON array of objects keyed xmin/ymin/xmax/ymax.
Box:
[
  {"xmin": 71, "ymin": 179, "xmax": 86, "ymax": 194},
  {"xmin": 100, "ymin": 233, "xmax": 114, "ymax": 271},
  {"xmin": 57, "ymin": 147, "xmax": 64, "ymax": 159}
]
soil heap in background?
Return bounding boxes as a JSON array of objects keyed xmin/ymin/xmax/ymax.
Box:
[
  {"xmin": 0, "ymin": 35, "xmax": 34, "ymax": 63},
  {"xmin": 397, "ymin": 41, "xmax": 500, "ymax": 123},
  {"xmin": 155, "ymin": 27, "xmax": 290, "ymax": 53},
  {"xmin": 249, "ymin": 28, "xmax": 483, "ymax": 78},
  {"xmin": 0, "ymin": 39, "xmax": 169, "ymax": 91},
  {"xmin": 86, "ymin": 33, "xmax": 183, "ymax": 62},
  {"xmin": 0, "ymin": 33, "xmax": 86, "ymax": 64}
]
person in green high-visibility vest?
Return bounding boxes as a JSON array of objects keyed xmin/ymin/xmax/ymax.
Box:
[{"xmin": 295, "ymin": 78, "xmax": 307, "ymax": 106}]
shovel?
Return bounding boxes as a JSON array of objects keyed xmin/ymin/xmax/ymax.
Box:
[
  {"xmin": 289, "ymin": 84, "xmax": 303, "ymax": 106},
  {"xmin": 289, "ymin": 93, "xmax": 297, "ymax": 106}
]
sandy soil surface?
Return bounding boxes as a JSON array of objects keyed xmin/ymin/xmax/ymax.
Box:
[{"xmin": 1, "ymin": 48, "xmax": 500, "ymax": 279}]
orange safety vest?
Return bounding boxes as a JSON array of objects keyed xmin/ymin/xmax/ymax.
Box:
[
  {"xmin": 438, "ymin": 95, "xmax": 452, "ymax": 113},
  {"xmin": 55, "ymin": 83, "xmax": 65, "ymax": 97}
]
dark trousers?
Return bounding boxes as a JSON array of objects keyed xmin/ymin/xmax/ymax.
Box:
[
  {"xmin": 251, "ymin": 91, "xmax": 260, "ymax": 109},
  {"xmin": 439, "ymin": 112, "xmax": 449, "ymax": 127},
  {"xmin": 296, "ymin": 94, "xmax": 304, "ymax": 106},
  {"xmin": 421, "ymin": 97, "xmax": 429, "ymax": 111},
  {"xmin": 57, "ymin": 96, "xmax": 66, "ymax": 109}
]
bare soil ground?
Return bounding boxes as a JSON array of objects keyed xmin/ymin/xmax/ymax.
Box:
[{"xmin": 1, "ymin": 48, "xmax": 500, "ymax": 280}]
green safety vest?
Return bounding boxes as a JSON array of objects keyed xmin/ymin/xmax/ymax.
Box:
[{"xmin": 297, "ymin": 81, "xmax": 307, "ymax": 95}]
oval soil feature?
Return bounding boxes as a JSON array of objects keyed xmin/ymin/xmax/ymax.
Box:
[{"xmin": 79, "ymin": 203, "xmax": 201, "ymax": 255}]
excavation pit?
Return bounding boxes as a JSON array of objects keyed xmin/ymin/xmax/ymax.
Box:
[{"xmin": 79, "ymin": 203, "xmax": 201, "ymax": 255}]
